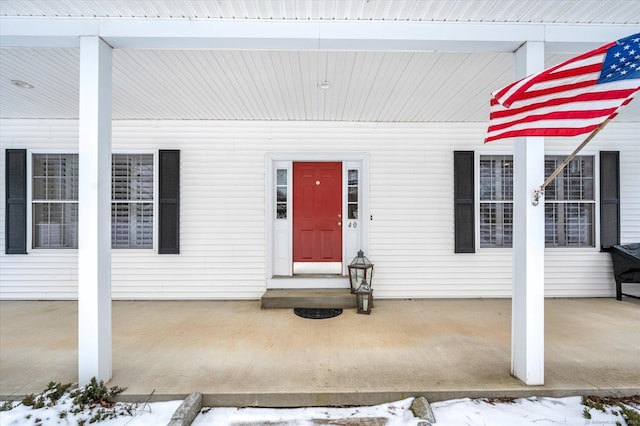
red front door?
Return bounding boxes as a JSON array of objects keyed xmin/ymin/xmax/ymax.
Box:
[{"xmin": 293, "ymin": 162, "xmax": 342, "ymax": 264}]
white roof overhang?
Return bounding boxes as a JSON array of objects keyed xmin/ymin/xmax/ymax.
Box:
[{"xmin": 1, "ymin": 17, "xmax": 637, "ymax": 52}]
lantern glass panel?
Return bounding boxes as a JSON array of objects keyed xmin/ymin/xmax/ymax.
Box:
[
  {"xmin": 355, "ymin": 281, "xmax": 372, "ymax": 314},
  {"xmin": 348, "ymin": 250, "xmax": 374, "ymax": 293},
  {"xmin": 357, "ymin": 293, "xmax": 371, "ymax": 313}
]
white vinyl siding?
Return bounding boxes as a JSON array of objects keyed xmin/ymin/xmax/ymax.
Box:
[{"xmin": 1, "ymin": 119, "xmax": 639, "ymax": 300}]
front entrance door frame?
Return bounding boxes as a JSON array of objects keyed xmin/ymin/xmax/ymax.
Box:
[{"xmin": 266, "ymin": 153, "xmax": 369, "ymax": 289}]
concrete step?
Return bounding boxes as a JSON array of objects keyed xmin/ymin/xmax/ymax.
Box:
[{"xmin": 261, "ymin": 289, "xmax": 356, "ymax": 309}]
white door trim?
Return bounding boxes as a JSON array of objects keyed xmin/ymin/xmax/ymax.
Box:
[{"xmin": 265, "ymin": 153, "xmax": 369, "ymax": 289}]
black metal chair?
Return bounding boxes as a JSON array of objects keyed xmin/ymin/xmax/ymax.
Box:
[{"xmin": 610, "ymin": 243, "xmax": 640, "ymax": 300}]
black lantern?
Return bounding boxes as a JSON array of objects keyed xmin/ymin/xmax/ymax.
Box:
[
  {"xmin": 354, "ymin": 280, "xmax": 373, "ymax": 315},
  {"xmin": 347, "ymin": 250, "xmax": 374, "ymax": 294}
]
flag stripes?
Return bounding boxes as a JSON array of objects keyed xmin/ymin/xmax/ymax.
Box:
[{"xmin": 486, "ymin": 33, "xmax": 640, "ymax": 143}]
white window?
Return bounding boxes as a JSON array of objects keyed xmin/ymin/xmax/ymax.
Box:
[
  {"xmin": 478, "ymin": 154, "xmax": 595, "ymax": 248},
  {"xmin": 111, "ymin": 154, "xmax": 154, "ymax": 248},
  {"xmin": 30, "ymin": 153, "xmax": 155, "ymax": 250},
  {"xmin": 544, "ymin": 156, "xmax": 595, "ymax": 247},
  {"xmin": 32, "ymin": 154, "xmax": 79, "ymax": 248},
  {"xmin": 479, "ymin": 155, "xmax": 513, "ymax": 248}
]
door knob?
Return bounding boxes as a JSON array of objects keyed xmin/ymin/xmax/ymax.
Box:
[{"xmin": 337, "ymin": 222, "xmax": 342, "ymax": 226}]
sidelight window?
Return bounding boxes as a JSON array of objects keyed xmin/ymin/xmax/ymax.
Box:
[
  {"xmin": 276, "ymin": 169, "xmax": 288, "ymax": 219},
  {"xmin": 348, "ymin": 169, "xmax": 359, "ymax": 219}
]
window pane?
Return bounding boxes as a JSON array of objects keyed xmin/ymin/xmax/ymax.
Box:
[
  {"xmin": 544, "ymin": 155, "xmax": 594, "ymax": 247},
  {"xmin": 60, "ymin": 176, "xmax": 77, "ymax": 200},
  {"xmin": 275, "ymin": 169, "xmax": 288, "ymax": 219},
  {"xmin": 348, "ymin": 170, "xmax": 358, "ymax": 186},
  {"xmin": 111, "ymin": 202, "xmax": 153, "ymax": 248},
  {"xmin": 348, "ymin": 187, "xmax": 358, "ymax": 203},
  {"xmin": 545, "ymin": 202, "xmax": 594, "ymax": 247},
  {"xmin": 112, "ymin": 203, "xmax": 131, "ymax": 248},
  {"xmin": 277, "ymin": 203, "xmax": 287, "ymax": 219},
  {"xmin": 134, "ymin": 203, "xmax": 154, "ymax": 248},
  {"xmin": 32, "ymin": 154, "xmax": 78, "ymax": 201},
  {"xmin": 348, "ymin": 204, "xmax": 358, "ymax": 220},
  {"xmin": 277, "ymin": 169, "xmax": 287, "ymax": 186},
  {"xmin": 32, "ymin": 177, "xmax": 46, "ymax": 199},
  {"xmin": 33, "ymin": 204, "xmax": 50, "ymax": 248},
  {"xmin": 480, "ymin": 156, "xmax": 512, "ymax": 201},
  {"xmin": 32, "ymin": 154, "xmax": 79, "ymax": 249},
  {"xmin": 277, "ymin": 187, "xmax": 287, "ymax": 202},
  {"xmin": 111, "ymin": 154, "xmax": 154, "ymax": 248},
  {"xmin": 32, "ymin": 155, "xmax": 47, "ymax": 177},
  {"xmin": 545, "ymin": 156, "xmax": 594, "ymax": 202},
  {"xmin": 63, "ymin": 204, "xmax": 78, "ymax": 247},
  {"xmin": 33, "ymin": 203, "xmax": 77, "ymax": 248},
  {"xmin": 112, "ymin": 154, "xmax": 154, "ymax": 201},
  {"xmin": 348, "ymin": 170, "xmax": 359, "ymax": 220},
  {"xmin": 479, "ymin": 202, "xmax": 513, "ymax": 248},
  {"xmin": 479, "ymin": 155, "xmax": 513, "ymax": 248}
]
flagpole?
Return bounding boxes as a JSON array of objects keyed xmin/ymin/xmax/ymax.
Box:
[{"xmin": 531, "ymin": 118, "xmax": 612, "ymax": 206}]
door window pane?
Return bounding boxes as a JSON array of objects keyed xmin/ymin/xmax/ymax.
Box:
[
  {"xmin": 276, "ymin": 169, "xmax": 288, "ymax": 219},
  {"xmin": 348, "ymin": 169, "xmax": 358, "ymax": 219}
]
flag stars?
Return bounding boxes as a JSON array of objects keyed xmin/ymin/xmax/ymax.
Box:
[{"xmin": 600, "ymin": 34, "xmax": 640, "ymax": 84}]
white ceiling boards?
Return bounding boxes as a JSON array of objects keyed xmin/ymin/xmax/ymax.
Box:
[{"xmin": 1, "ymin": 0, "xmax": 639, "ymax": 122}]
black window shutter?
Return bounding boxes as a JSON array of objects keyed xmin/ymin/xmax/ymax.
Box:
[
  {"xmin": 5, "ymin": 149, "xmax": 27, "ymax": 254},
  {"xmin": 159, "ymin": 150, "xmax": 180, "ymax": 254},
  {"xmin": 600, "ymin": 151, "xmax": 620, "ymax": 251},
  {"xmin": 454, "ymin": 151, "xmax": 475, "ymax": 253}
]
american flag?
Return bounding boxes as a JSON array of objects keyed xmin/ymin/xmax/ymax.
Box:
[{"xmin": 486, "ymin": 32, "xmax": 640, "ymax": 143}]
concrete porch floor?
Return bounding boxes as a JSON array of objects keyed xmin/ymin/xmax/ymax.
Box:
[{"xmin": 0, "ymin": 298, "xmax": 638, "ymax": 407}]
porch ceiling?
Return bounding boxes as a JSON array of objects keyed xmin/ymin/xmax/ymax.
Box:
[
  {"xmin": 1, "ymin": 0, "xmax": 639, "ymax": 123},
  {"xmin": 2, "ymin": 0, "xmax": 639, "ymax": 24}
]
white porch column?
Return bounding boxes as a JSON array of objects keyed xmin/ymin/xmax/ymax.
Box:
[
  {"xmin": 511, "ymin": 40, "xmax": 545, "ymax": 385},
  {"xmin": 78, "ymin": 36, "xmax": 113, "ymax": 385}
]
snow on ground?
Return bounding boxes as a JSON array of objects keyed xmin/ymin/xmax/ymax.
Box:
[
  {"xmin": 1, "ymin": 395, "xmax": 639, "ymax": 425},
  {"xmin": 0, "ymin": 396, "xmax": 181, "ymax": 426}
]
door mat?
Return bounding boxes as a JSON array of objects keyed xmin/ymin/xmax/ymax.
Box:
[{"xmin": 294, "ymin": 308, "xmax": 343, "ymax": 319}]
